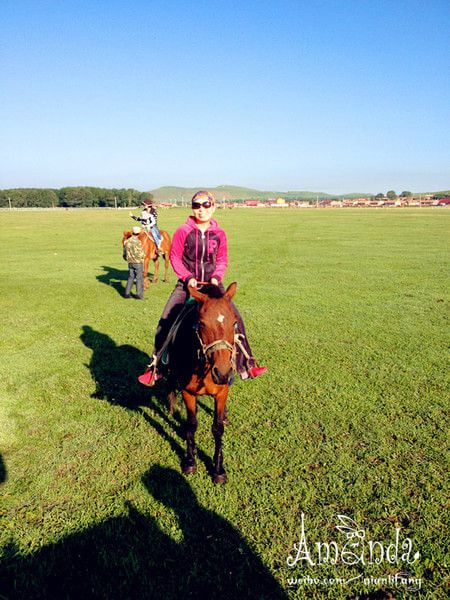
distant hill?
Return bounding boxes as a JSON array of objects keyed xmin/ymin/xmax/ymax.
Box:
[
  {"xmin": 150, "ymin": 185, "xmax": 273, "ymax": 202},
  {"xmin": 149, "ymin": 185, "xmax": 373, "ymax": 202}
]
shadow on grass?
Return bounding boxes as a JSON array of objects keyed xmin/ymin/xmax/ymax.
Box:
[
  {"xmin": 80, "ymin": 325, "xmax": 151, "ymax": 408},
  {"xmin": 96, "ymin": 265, "xmax": 130, "ymax": 297},
  {"xmin": 0, "ymin": 453, "xmax": 6, "ymax": 484},
  {"xmin": 80, "ymin": 325, "xmax": 217, "ymax": 477},
  {"xmin": 0, "ymin": 465, "xmax": 288, "ymax": 600},
  {"xmin": 97, "ymin": 265, "xmax": 156, "ymax": 297}
]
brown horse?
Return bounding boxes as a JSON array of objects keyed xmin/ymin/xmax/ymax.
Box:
[
  {"xmin": 122, "ymin": 229, "xmax": 171, "ymax": 288},
  {"xmin": 165, "ymin": 283, "xmax": 237, "ymax": 484}
]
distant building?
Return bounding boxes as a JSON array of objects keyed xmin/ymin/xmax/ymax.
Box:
[
  {"xmin": 243, "ymin": 199, "xmax": 266, "ymax": 207},
  {"xmin": 268, "ymin": 197, "xmax": 288, "ymax": 207}
]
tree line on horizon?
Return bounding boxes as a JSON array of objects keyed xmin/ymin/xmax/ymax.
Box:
[
  {"xmin": 0, "ymin": 187, "xmax": 448, "ymax": 208},
  {"xmin": 0, "ymin": 187, "xmax": 153, "ymax": 208}
]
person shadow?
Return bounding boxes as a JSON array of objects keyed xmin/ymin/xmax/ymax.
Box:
[{"xmin": 0, "ymin": 465, "xmax": 288, "ymax": 600}]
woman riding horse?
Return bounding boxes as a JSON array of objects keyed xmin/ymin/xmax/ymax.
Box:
[
  {"xmin": 139, "ymin": 190, "xmax": 267, "ymax": 386},
  {"xmin": 138, "ymin": 190, "xmax": 267, "ymax": 482}
]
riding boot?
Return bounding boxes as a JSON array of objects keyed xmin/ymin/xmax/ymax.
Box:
[
  {"xmin": 232, "ymin": 306, "xmax": 267, "ymax": 380},
  {"xmin": 138, "ymin": 354, "xmax": 160, "ymax": 387}
]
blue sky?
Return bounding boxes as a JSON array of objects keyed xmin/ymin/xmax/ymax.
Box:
[{"xmin": 1, "ymin": 0, "xmax": 449, "ymax": 193}]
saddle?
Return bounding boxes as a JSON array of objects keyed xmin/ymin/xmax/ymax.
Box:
[
  {"xmin": 157, "ymin": 299, "xmax": 199, "ymax": 371},
  {"xmin": 143, "ymin": 228, "xmax": 164, "ymax": 255}
]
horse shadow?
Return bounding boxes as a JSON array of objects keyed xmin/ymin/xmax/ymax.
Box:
[
  {"xmin": 0, "ymin": 452, "xmax": 6, "ymax": 484},
  {"xmin": 79, "ymin": 326, "xmax": 215, "ymax": 476},
  {"xmin": 0, "ymin": 465, "xmax": 288, "ymax": 600},
  {"xmin": 97, "ymin": 265, "xmax": 156, "ymax": 298},
  {"xmin": 96, "ymin": 265, "xmax": 130, "ymax": 297},
  {"xmin": 80, "ymin": 325, "xmax": 151, "ymax": 407}
]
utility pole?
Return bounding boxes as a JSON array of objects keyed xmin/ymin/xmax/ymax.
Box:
[
  {"xmin": 316, "ymin": 195, "xmax": 319, "ymax": 209},
  {"xmin": 114, "ymin": 196, "xmax": 117, "ymax": 210},
  {"xmin": 8, "ymin": 197, "xmax": 11, "ymax": 211}
]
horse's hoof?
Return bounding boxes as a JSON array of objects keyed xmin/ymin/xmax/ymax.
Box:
[
  {"xmin": 182, "ymin": 463, "xmax": 197, "ymax": 475},
  {"xmin": 213, "ymin": 472, "xmax": 227, "ymax": 484}
]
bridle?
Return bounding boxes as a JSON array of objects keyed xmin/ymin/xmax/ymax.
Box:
[{"xmin": 195, "ymin": 327, "xmax": 236, "ymax": 370}]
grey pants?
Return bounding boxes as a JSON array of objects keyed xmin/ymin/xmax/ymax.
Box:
[
  {"xmin": 125, "ymin": 263, "xmax": 144, "ymax": 298},
  {"xmin": 154, "ymin": 280, "xmax": 255, "ymax": 374}
]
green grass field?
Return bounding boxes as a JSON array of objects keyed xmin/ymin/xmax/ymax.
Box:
[{"xmin": 0, "ymin": 208, "xmax": 448, "ymax": 599}]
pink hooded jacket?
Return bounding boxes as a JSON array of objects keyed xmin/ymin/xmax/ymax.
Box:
[{"xmin": 170, "ymin": 216, "xmax": 228, "ymax": 283}]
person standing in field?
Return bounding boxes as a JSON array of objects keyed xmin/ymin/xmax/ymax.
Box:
[
  {"xmin": 138, "ymin": 190, "xmax": 267, "ymax": 386},
  {"xmin": 123, "ymin": 226, "xmax": 145, "ymax": 300},
  {"xmin": 130, "ymin": 199, "xmax": 163, "ymax": 251}
]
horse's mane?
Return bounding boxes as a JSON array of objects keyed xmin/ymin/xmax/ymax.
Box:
[{"xmin": 200, "ymin": 284, "xmax": 224, "ymax": 299}]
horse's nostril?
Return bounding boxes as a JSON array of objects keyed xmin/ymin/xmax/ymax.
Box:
[{"xmin": 212, "ymin": 366, "xmax": 231, "ymax": 385}]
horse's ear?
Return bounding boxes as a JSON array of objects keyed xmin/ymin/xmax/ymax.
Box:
[
  {"xmin": 189, "ymin": 286, "xmax": 208, "ymax": 303},
  {"xmin": 224, "ymin": 282, "xmax": 237, "ymax": 300}
]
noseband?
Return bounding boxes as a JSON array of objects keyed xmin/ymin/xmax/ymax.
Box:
[{"xmin": 195, "ymin": 328, "xmax": 236, "ymax": 368}]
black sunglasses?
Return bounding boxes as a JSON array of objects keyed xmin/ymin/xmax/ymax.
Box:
[{"xmin": 192, "ymin": 200, "xmax": 213, "ymax": 209}]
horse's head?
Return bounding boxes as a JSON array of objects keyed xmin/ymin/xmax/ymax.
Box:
[
  {"xmin": 122, "ymin": 230, "xmax": 132, "ymax": 245},
  {"xmin": 123, "ymin": 229, "xmax": 151, "ymax": 250},
  {"xmin": 189, "ymin": 282, "xmax": 237, "ymax": 386}
]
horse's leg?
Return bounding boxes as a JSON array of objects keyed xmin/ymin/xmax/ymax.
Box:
[
  {"xmin": 143, "ymin": 256, "xmax": 150, "ymax": 289},
  {"xmin": 167, "ymin": 388, "xmax": 178, "ymax": 416},
  {"xmin": 182, "ymin": 390, "xmax": 197, "ymax": 474},
  {"xmin": 153, "ymin": 256, "xmax": 159, "ymax": 284},
  {"xmin": 212, "ymin": 388, "xmax": 228, "ymax": 484},
  {"xmin": 163, "ymin": 252, "xmax": 169, "ymax": 283}
]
